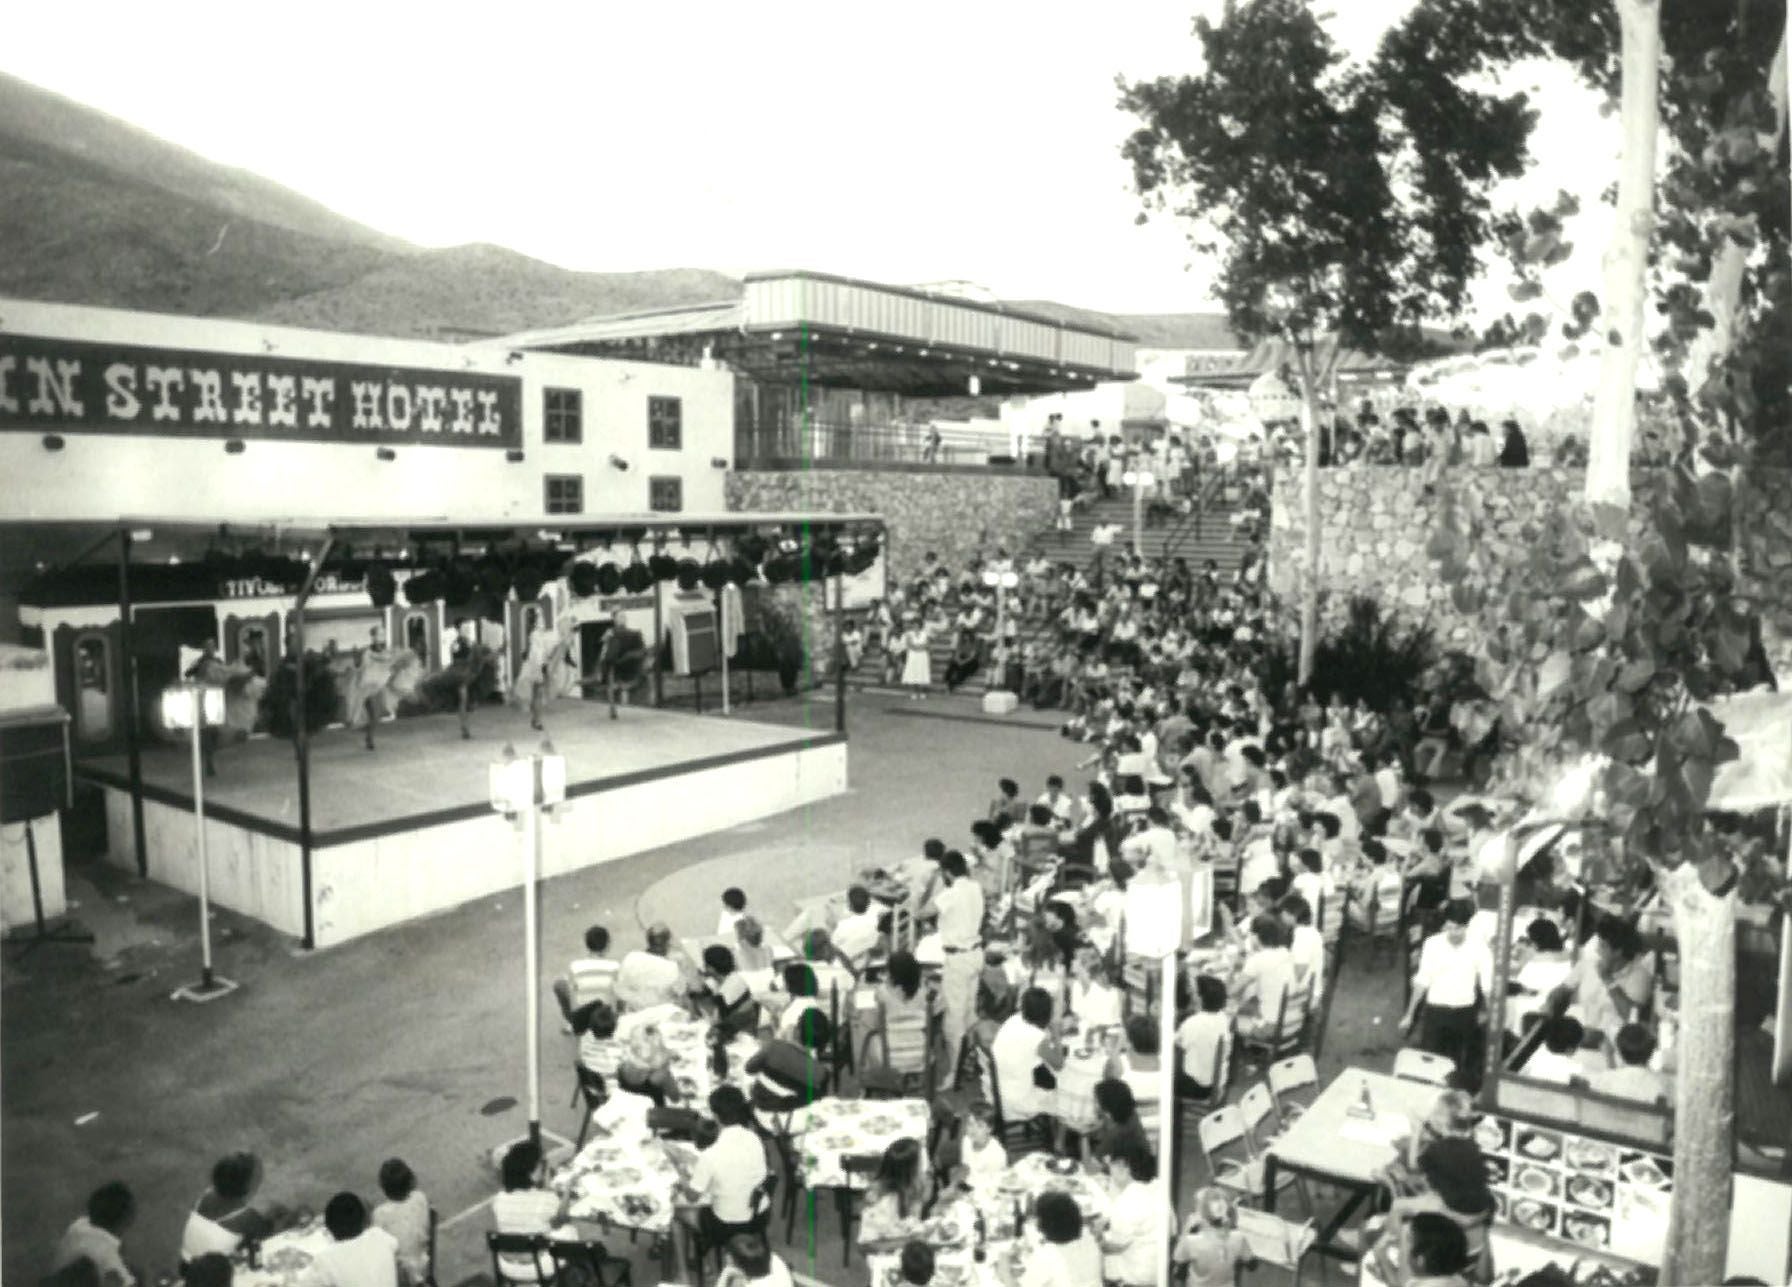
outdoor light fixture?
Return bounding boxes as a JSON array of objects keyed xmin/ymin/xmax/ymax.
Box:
[
  {"xmin": 376, "ymin": 447, "xmax": 397, "ymax": 461},
  {"xmin": 41, "ymin": 434, "xmax": 64, "ymax": 451},
  {"xmin": 506, "ymin": 350, "xmax": 525, "ymax": 364},
  {"xmin": 224, "ymin": 439, "xmax": 246, "ymax": 454},
  {"xmin": 609, "ymin": 454, "xmax": 630, "ymax": 471},
  {"xmin": 711, "ymin": 457, "xmax": 728, "ymax": 469},
  {"xmin": 162, "ymin": 681, "xmax": 236, "ymax": 1003},
  {"xmin": 506, "ymin": 449, "xmax": 526, "ymax": 463},
  {"xmin": 489, "ymin": 739, "xmax": 569, "ymax": 1154}
]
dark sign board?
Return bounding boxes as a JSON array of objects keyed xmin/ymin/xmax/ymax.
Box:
[{"xmin": 0, "ymin": 334, "xmax": 522, "ymax": 448}]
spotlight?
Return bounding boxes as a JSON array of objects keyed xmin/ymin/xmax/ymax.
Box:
[
  {"xmin": 224, "ymin": 439, "xmax": 246, "ymax": 454},
  {"xmin": 711, "ymin": 457, "xmax": 729, "ymax": 469},
  {"xmin": 506, "ymin": 449, "xmax": 526, "ymax": 463},
  {"xmin": 609, "ymin": 454, "xmax": 630, "ymax": 472},
  {"xmin": 41, "ymin": 434, "xmax": 64, "ymax": 451},
  {"xmin": 506, "ymin": 350, "xmax": 524, "ymax": 364},
  {"xmin": 376, "ymin": 447, "xmax": 397, "ymax": 461}
]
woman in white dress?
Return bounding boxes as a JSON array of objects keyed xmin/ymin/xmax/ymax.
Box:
[{"xmin": 899, "ymin": 618, "xmax": 932, "ymax": 699}]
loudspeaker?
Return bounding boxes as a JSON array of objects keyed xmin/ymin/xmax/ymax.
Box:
[{"xmin": 0, "ymin": 716, "xmax": 69, "ymax": 824}]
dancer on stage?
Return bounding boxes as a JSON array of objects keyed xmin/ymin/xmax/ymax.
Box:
[
  {"xmin": 517, "ymin": 620, "xmax": 575, "ymax": 731},
  {"xmin": 447, "ymin": 619, "xmax": 484, "ymax": 740},
  {"xmin": 596, "ymin": 622, "xmax": 648, "ymax": 720}
]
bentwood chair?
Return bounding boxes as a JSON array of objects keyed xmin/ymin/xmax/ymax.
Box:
[
  {"xmin": 681, "ymin": 1171, "xmax": 778, "ymax": 1286},
  {"xmin": 546, "ymin": 1237, "xmax": 634, "ymax": 1287},
  {"xmin": 487, "ymin": 1232, "xmax": 558, "ymax": 1285}
]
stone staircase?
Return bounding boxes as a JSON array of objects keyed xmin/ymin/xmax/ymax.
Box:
[{"xmin": 846, "ymin": 480, "xmax": 1260, "ymax": 697}]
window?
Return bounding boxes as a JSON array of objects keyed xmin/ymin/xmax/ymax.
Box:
[
  {"xmin": 648, "ymin": 476, "xmax": 684, "ymax": 513},
  {"xmin": 544, "ymin": 474, "xmax": 584, "ymax": 514},
  {"xmin": 73, "ymin": 634, "xmax": 112, "ymax": 743},
  {"xmin": 237, "ymin": 623, "xmax": 269, "ymax": 677},
  {"xmin": 544, "ymin": 388, "xmax": 583, "ymax": 443},
  {"xmin": 648, "ymin": 395, "xmax": 683, "ymax": 449},
  {"xmin": 403, "ymin": 612, "xmax": 432, "ymax": 665}
]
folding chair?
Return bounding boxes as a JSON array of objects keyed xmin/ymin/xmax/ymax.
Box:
[
  {"xmin": 1392, "ymin": 1047, "xmax": 1456, "ymax": 1087},
  {"xmin": 1265, "ymin": 1054, "xmax": 1320, "ymax": 1126},
  {"xmin": 1235, "ymin": 1208, "xmax": 1319, "ymax": 1286},
  {"xmin": 1240, "ymin": 1081, "xmax": 1312, "ymax": 1215},
  {"xmin": 1195, "ymin": 1105, "xmax": 1262, "ymax": 1206},
  {"xmin": 547, "ymin": 1238, "xmax": 634, "ymax": 1287},
  {"xmin": 486, "ymin": 1232, "xmax": 557, "ymax": 1285}
]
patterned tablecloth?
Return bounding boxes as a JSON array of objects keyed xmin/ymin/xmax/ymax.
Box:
[
  {"xmin": 655, "ymin": 1016, "xmax": 758, "ymax": 1102},
  {"xmin": 230, "ymin": 1221, "xmax": 334, "ymax": 1287},
  {"xmin": 789, "ymin": 1096, "xmax": 932, "ymax": 1189},
  {"xmin": 552, "ymin": 1135, "xmax": 694, "ymax": 1234}
]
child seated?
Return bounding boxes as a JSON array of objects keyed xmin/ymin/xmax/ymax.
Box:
[
  {"xmin": 370, "ymin": 1158, "xmax": 431, "ymax": 1286},
  {"xmin": 578, "ymin": 1003, "xmax": 624, "ymax": 1079},
  {"xmin": 1173, "ymin": 1188, "xmax": 1255, "ymax": 1287},
  {"xmin": 1069, "ymin": 947, "xmax": 1124, "ymax": 1031},
  {"xmin": 951, "ymin": 1105, "xmax": 1009, "ymax": 1193},
  {"xmin": 718, "ymin": 887, "xmax": 749, "ymax": 938}
]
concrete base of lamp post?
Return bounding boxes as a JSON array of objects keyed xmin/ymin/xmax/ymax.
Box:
[
  {"xmin": 981, "ymin": 690, "xmax": 1020, "ymax": 715},
  {"xmin": 485, "ymin": 1129, "xmax": 576, "ymax": 1175},
  {"xmin": 171, "ymin": 975, "xmax": 240, "ymax": 1004}
]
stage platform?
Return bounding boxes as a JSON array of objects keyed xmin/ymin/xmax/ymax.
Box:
[{"xmin": 80, "ymin": 701, "xmax": 848, "ymax": 947}]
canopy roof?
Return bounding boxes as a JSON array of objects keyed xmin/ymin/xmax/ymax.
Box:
[
  {"xmin": 492, "ymin": 270, "xmax": 1140, "ymax": 398},
  {"xmin": 1173, "ymin": 334, "xmax": 1406, "ymax": 389}
]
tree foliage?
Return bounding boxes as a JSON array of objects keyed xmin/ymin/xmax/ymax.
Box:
[
  {"xmin": 1385, "ymin": 0, "xmax": 1791, "ymax": 460},
  {"xmin": 1430, "ymin": 465, "xmax": 1776, "ymax": 889},
  {"xmin": 1118, "ymin": 0, "xmax": 1534, "ymax": 348}
]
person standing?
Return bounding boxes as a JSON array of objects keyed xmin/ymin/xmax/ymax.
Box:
[
  {"xmin": 1401, "ymin": 902, "xmax": 1493, "ymax": 1085},
  {"xmin": 924, "ymin": 849, "xmax": 985, "ymax": 1091},
  {"xmin": 899, "ymin": 617, "xmax": 933, "ymax": 699}
]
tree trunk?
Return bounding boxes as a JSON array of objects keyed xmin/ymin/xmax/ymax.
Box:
[
  {"xmin": 1585, "ymin": 0, "xmax": 1661, "ymax": 523},
  {"xmin": 1660, "ymin": 859, "xmax": 1738, "ymax": 1285},
  {"xmin": 1296, "ymin": 347, "xmax": 1321, "ymax": 688}
]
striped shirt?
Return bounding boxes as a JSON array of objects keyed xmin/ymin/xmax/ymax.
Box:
[
  {"xmin": 566, "ymin": 957, "xmax": 620, "ymax": 1010},
  {"xmin": 579, "ymin": 1034, "xmax": 623, "ymax": 1078}
]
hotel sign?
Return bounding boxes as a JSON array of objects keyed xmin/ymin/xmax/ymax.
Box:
[{"xmin": 0, "ymin": 334, "xmax": 522, "ymax": 448}]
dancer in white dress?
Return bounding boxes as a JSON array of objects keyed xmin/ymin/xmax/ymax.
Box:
[{"xmin": 899, "ymin": 620, "xmax": 932, "ymax": 698}]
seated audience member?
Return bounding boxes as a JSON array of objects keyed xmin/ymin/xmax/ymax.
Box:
[
  {"xmin": 1379, "ymin": 1089, "xmax": 1476, "ymax": 1198},
  {"xmin": 701, "ymin": 944, "xmax": 760, "ymax": 1038},
  {"xmin": 1386, "ymin": 1138, "xmax": 1495, "ymax": 1283},
  {"xmin": 1037, "ymin": 774, "xmax": 1076, "ymax": 824},
  {"xmin": 950, "ymin": 1104, "xmax": 1009, "ymax": 1193},
  {"xmin": 1555, "ymin": 915, "xmax": 1654, "ymax": 1033},
  {"xmin": 776, "ymin": 962, "xmax": 825, "ymax": 1039},
  {"xmin": 1068, "ymin": 947, "xmax": 1124, "ymax": 1030},
  {"xmin": 1086, "ymin": 1078, "xmax": 1150, "ymax": 1163},
  {"xmin": 617, "ymin": 1013, "xmax": 682, "ymax": 1104},
  {"xmin": 614, "ymin": 923, "xmax": 688, "ymax": 1012},
  {"xmin": 578, "ymin": 1002, "xmax": 624, "ymax": 1079},
  {"xmin": 490, "ymin": 1142, "xmax": 566, "ymax": 1280},
  {"xmin": 1173, "ymin": 1187, "xmax": 1255, "ymax": 1287},
  {"xmin": 1101, "ymin": 1138, "xmax": 1172, "ymax": 1287},
  {"xmin": 718, "ymin": 888, "xmax": 750, "ymax": 938},
  {"xmin": 989, "ymin": 776, "xmax": 1027, "ymax": 826},
  {"xmin": 1016, "ymin": 804, "xmax": 1065, "ymax": 877},
  {"xmin": 180, "ymin": 1152, "xmax": 279, "ymax": 1262},
  {"xmin": 1588, "ymin": 1024, "xmax": 1669, "ymax": 1104},
  {"xmin": 894, "ymin": 1241, "xmax": 935, "ymax": 1286},
  {"xmin": 1113, "ymin": 1013, "xmax": 1163, "ymax": 1128},
  {"xmin": 1176, "ymin": 975, "xmax": 1231, "ymax": 1098},
  {"xmin": 1394, "ymin": 1211, "xmax": 1476, "ymax": 1287},
  {"xmin": 746, "ymin": 1010, "xmax": 834, "ymax": 1115},
  {"xmin": 1281, "ymin": 894, "xmax": 1326, "ymax": 1002},
  {"xmin": 1523, "ymin": 1016, "xmax": 1587, "ymax": 1085},
  {"xmin": 1021, "ymin": 1191, "xmax": 1103, "ymax": 1286},
  {"xmin": 552, "ymin": 924, "xmax": 619, "ymax": 1031},
  {"xmin": 870, "ymin": 949, "xmax": 939, "ymax": 1078},
  {"xmin": 54, "ymin": 1182, "xmax": 139, "ymax": 1287},
  {"xmin": 1234, "ymin": 915, "xmax": 1298, "ymax": 1040},
  {"xmin": 683, "ymin": 1087, "xmax": 770, "ymax": 1250},
  {"xmin": 369, "ymin": 1159, "xmax": 429, "ymax": 1287},
  {"xmin": 715, "ymin": 1233, "xmax": 796, "ymax": 1287},
  {"xmin": 857, "ymin": 1138, "xmax": 933, "ymax": 1253},
  {"xmin": 732, "ymin": 916, "xmax": 775, "ymax": 973},
  {"xmin": 830, "ymin": 886, "xmax": 883, "ymax": 968},
  {"xmin": 991, "ymin": 987, "xmax": 1069, "ymax": 1123},
  {"xmin": 303, "ymin": 1192, "xmax": 399, "ymax": 1287}
]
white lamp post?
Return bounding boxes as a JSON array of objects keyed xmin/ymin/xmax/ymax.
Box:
[
  {"xmin": 1121, "ymin": 469, "xmax": 1156, "ymax": 557},
  {"xmin": 163, "ymin": 682, "xmax": 236, "ymax": 1002},
  {"xmin": 980, "ymin": 567, "xmax": 1020, "ymax": 691},
  {"xmin": 489, "ymin": 739, "xmax": 569, "ymax": 1154}
]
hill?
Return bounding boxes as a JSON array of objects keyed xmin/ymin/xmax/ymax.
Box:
[{"xmin": 1004, "ymin": 299, "xmax": 1243, "ymax": 350}]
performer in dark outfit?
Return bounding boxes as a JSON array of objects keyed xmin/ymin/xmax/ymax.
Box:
[
  {"xmin": 596, "ymin": 623, "xmax": 648, "ymax": 720},
  {"xmin": 446, "ymin": 619, "xmax": 481, "ymax": 740}
]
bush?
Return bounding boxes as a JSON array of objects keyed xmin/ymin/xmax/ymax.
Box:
[{"xmin": 1275, "ymin": 596, "xmax": 1437, "ymax": 712}]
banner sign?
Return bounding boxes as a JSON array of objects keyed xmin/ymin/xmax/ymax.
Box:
[{"xmin": 0, "ymin": 333, "xmax": 522, "ymax": 448}]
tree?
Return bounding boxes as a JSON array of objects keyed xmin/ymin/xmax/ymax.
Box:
[
  {"xmin": 1431, "ymin": 461, "xmax": 1783, "ymax": 1284},
  {"xmin": 1118, "ymin": 0, "xmax": 1533, "ymax": 684}
]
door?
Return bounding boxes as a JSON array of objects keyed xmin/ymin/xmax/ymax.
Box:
[{"xmin": 53, "ymin": 622, "xmax": 127, "ymax": 757}]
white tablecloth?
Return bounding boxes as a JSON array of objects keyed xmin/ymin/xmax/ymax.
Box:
[
  {"xmin": 789, "ymin": 1096, "xmax": 932, "ymax": 1189},
  {"xmin": 230, "ymin": 1222, "xmax": 334, "ymax": 1287}
]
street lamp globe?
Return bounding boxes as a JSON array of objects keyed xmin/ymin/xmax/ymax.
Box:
[{"xmin": 161, "ymin": 682, "xmax": 225, "ymax": 731}]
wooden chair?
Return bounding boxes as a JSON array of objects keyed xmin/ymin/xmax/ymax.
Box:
[
  {"xmin": 486, "ymin": 1232, "xmax": 558, "ymax": 1285},
  {"xmin": 1393, "ymin": 1047, "xmax": 1456, "ymax": 1087},
  {"xmin": 976, "ymin": 1036, "xmax": 1051, "ymax": 1156},
  {"xmin": 1265, "ymin": 1054, "xmax": 1320, "ymax": 1126},
  {"xmin": 1239, "ymin": 979, "xmax": 1313, "ymax": 1072},
  {"xmin": 546, "ymin": 1238, "xmax": 634, "ymax": 1287},
  {"xmin": 858, "ymin": 996, "xmax": 937, "ymax": 1098},
  {"xmin": 681, "ymin": 1172, "xmax": 778, "ymax": 1286}
]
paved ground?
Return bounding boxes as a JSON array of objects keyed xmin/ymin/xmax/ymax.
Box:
[{"xmin": 1, "ymin": 693, "xmax": 1407, "ymax": 1286}]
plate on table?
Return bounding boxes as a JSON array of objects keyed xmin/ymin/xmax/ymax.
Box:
[
  {"xmin": 1566, "ymin": 1175, "xmax": 1613, "ymax": 1210},
  {"xmin": 1514, "ymin": 1164, "xmax": 1559, "ymax": 1198},
  {"xmin": 860, "ymin": 1116, "xmax": 904, "ymax": 1135},
  {"xmin": 1047, "ymin": 1157, "xmax": 1079, "ymax": 1176},
  {"xmin": 1510, "ymin": 1198, "xmax": 1558, "ymax": 1234},
  {"xmin": 818, "ymin": 1133, "xmax": 859, "ymax": 1150},
  {"xmin": 1483, "ymin": 1156, "xmax": 1509, "ymax": 1186},
  {"xmin": 606, "ymin": 1168, "xmax": 644, "ymax": 1186},
  {"xmin": 261, "ymin": 1246, "xmax": 314, "ymax": 1276},
  {"xmin": 1563, "ymin": 1211, "xmax": 1611, "ymax": 1249},
  {"xmin": 1473, "ymin": 1118, "xmax": 1510, "ymax": 1154},
  {"xmin": 1566, "ymin": 1138, "xmax": 1618, "ymax": 1173},
  {"xmin": 1619, "ymin": 1154, "xmax": 1670, "ymax": 1189},
  {"xmin": 1515, "ymin": 1128, "xmax": 1562, "ymax": 1162}
]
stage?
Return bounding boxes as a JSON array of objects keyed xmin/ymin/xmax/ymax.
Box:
[{"xmin": 80, "ymin": 700, "xmax": 848, "ymax": 947}]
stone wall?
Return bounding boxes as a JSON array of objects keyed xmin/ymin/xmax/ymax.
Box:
[
  {"xmin": 1269, "ymin": 465, "xmax": 1792, "ymax": 675},
  {"xmin": 726, "ymin": 467, "xmax": 1060, "ymax": 585}
]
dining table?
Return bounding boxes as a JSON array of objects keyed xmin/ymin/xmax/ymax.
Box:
[
  {"xmin": 1261, "ymin": 1066, "xmax": 1445, "ymax": 1261},
  {"xmin": 787, "ymin": 1095, "xmax": 933, "ymax": 1189},
  {"xmin": 230, "ymin": 1220, "xmax": 335, "ymax": 1287}
]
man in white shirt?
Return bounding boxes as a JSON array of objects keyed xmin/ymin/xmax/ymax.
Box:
[
  {"xmin": 925, "ymin": 850, "xmax": 986, "ymax": 1091},
  {"xmin": 613, "ymin": 924, "xmax": 688, "ymax": 1012},
  {"xmin": 1400, "ymin": 902, "xmax": 1493, "ymax": 1082},
  {"xmin": 1234, "ymin": 915, "xmax": 1299, "ymax": 1040},
  {"xmin": 991, "ymin": 987, "xmax": 1065, "ymax": 1120},
  {"xmin": 830, "ymin": 885, "xmax": 883, "ymax": 967},
  {"xmin": 1119, "ymin": 806, "xmax": 1178, "ymax": 876},
  {"xmin": 302, "ymin": 1193, "xmax": 398, "ymax": 1287},
  {"xmin": 1587, "ymin": 1024, "xmax": 1670, "ymax": 1104},
  {"xmin": 53, "ymin": 1184, "xmax": 138, "ymax": 1287},
  {"xmin": 685, "ymin": 1086, "xmax": 770, "ymax": 1246},
  {"xmin": 1036, "ymin": 776, "xmax": 1077, "ymax": 824}
]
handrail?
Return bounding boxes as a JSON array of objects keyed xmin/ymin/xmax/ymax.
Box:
[
  {"xmin": 1161, "ymin": 464, "xmax": 1236, "ymax": 563},
  {"xmin": 734, "ymin": 420, "xmax": 1047, "ymax": 471}
]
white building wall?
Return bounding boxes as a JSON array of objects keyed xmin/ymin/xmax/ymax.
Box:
[{"xmin": 0, "ymin": 299, "xmax": 733, "ymax": 523}]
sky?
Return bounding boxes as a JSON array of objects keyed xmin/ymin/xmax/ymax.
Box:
[{"xmin": 5, "ymin": 1, "xmax": 1619, "ymax": 324}]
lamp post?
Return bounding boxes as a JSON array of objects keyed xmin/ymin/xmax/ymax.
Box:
[
  {"xmin": 980, "ymin": 567, "xmax": 1020, "ymax": 691},
  {"xmin": 490, "ymin": 740, "xmax": 570, "ymax": 1154},
  {"xmin": 1121, "ymin": 469, "xmax": 1156, "ymax": 557},
  {"xmin": 163, "ymin": 681, "xmax": 236, "ymax": 1002}
]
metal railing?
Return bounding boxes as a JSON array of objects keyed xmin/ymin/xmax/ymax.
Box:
[{"xmin": 735, "ymin": 420, "xmax": 1048, "ymax": 470}]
